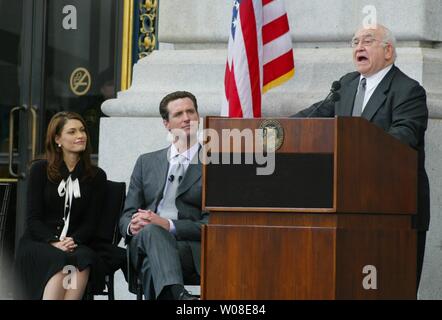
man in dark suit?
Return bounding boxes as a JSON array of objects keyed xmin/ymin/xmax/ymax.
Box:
[
  {"xmin": 119, "ymin": 91, "xmax": 207, "ymax": 300},
  {"xmin": 293, "ymin": 24, "xmax": 429, "ymax": 288}
]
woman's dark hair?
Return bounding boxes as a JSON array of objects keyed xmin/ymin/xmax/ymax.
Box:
[
  {"xmin": 45, "ymin": 111, "xmax": 96, "ymax": 183},
  {"xmin": 159, "ymin": 91, "xmax": 198, "ymax": 120}
]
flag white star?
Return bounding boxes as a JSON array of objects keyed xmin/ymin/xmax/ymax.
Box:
[{"xmin": 232, "ymin": 18, "xmax": 238, "ymax": 28}]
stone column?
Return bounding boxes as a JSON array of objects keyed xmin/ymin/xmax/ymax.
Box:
[{"xmin": 100, "ymin": 0, "xmax": 442, "ymax": 299}]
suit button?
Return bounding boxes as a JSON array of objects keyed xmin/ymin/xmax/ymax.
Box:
[
  {"xmin": 55, "ymin": 235, "xmax": 59, "ymax": 239},
  {"xmin": 57, "ymin": 226, "xmax": 61, "ymax": 230}
]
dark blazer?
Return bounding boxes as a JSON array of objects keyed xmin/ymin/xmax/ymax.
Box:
[
  {"xmin": 294, "ymin": 65, "xmax": 429, "ymax": 230},
  {"xmin": 119, "ymin": 146, "xmax": 208, "ymax": 273},
  {"xmin": 25, "ymin": 159, "xmax": 107, "ymax": 244},
  {"xmin": 16, "ymin": 159, "xmax": 107, "ymax": 299}
]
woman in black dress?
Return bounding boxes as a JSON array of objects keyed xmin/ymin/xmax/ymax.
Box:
[{"xmin": 15, "ymin": 111, "xmax": 106, "ymax": 299}]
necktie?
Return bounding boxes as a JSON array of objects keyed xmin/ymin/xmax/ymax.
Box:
[
  {"xmin": 160, "ymin": 155, "xmax": 185, "ymax": 220},
  {"xmin": 352, "ymin": 77, "xmax": 367, "ymax": 116}
]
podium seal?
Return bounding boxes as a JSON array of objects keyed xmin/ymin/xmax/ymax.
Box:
[{"xmin": 258, "ymin": 119, "xmax": 284, "ymax": 152}]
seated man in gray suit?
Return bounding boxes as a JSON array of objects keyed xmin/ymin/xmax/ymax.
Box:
[
  {"xmin": 293, "ymin": 24, "xmax": 429, "ymax": 289},
  {"xmin": 119, "ymin": 91, "xmax": 207, "ymax": 300}
]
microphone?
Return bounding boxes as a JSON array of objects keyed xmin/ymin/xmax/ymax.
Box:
[
  {"xmin": 306, "ymin": 81, "xmax": 341, "ymax": 117},
  {"xmin": 330, "ymin": 80, "xmax": 341, "ymax": 92},
  {"xmin": 329, "ymin": 92, "xmax": 341, "ymax": 103},
  {"xmin": 168, "ymin": 175, "xmax": 184, "ymax": 183}
]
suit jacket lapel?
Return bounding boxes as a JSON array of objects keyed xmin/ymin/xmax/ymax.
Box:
[
  {"xmin": 176, "ymin": 163, "xmax": 201, "ymax": 198},
  {"xmin": 154, "ymin": 148, "xmax": 170, "ymax": 210},
  {"xmin": 176, "ymin": 148, "xmax": 201, "ymax": 198},
  {"xmin": 361, "ymin": 65, "xmax": 396, "ymax": 121},
  {"xmin": 338, "ymin": 76, "xmax": 360, "ymax": 116}
]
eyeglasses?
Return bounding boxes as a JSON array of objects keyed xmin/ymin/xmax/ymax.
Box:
[{"xmin": 350, "ymin": 37, "xmax": 386, "ymax": 48}]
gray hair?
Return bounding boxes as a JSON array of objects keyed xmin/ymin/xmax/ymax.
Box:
[{"xmin": 380, "ymin": 26, "xmax": 397, "ymax": 61}]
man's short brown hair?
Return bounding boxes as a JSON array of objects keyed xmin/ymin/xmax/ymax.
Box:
[{"xmin": 159, "ymin": 91, "xmax": 198, "ymax": 120}]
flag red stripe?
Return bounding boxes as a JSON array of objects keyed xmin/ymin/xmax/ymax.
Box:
[
  {"xmin": 262, "ymin": 14, "xmax": 289, "ymax": 45},
  {"xmin": 240, "ymin": 0, "xmax": 261, "ymax": 117},
  {"xmin": 263, "ymin": 50, "xmax": 294, "ymax": 85},
  {"xmin": 228, "ymin": 63, "xmax": 243, "ymax": 117},
  {"xmin": 224, "ymin": 0, "xmax": 294, "ymax": 118},
  {"xmin": 224, "ymin": 61, "xmax": 230, "ymax": 101}
]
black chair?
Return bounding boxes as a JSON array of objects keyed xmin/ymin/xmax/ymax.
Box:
[
  {"xmin": 127, "ymin": 251, "xmax": 145, "ymax": 300},
  {"xmin": 1, "ymin": 183, "xmax": 16, "ymax": 299},
  {"xmin": 84, "ymin": 180, "xmax": 126, "ymax": 300}
]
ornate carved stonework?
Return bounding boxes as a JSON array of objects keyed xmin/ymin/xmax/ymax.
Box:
[{"xmin": 138, "ymin": 0, "xmax": 158, "ymax": 59}]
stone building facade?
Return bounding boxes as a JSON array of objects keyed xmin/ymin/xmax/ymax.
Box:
[{"xmin": 100, "ymin": 0, "xmax": 442, "ymax": 299}]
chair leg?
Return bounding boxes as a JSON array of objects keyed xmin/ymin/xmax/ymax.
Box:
[
  {"xmin": 107, "ymin": 275, "xmax": 115, "ymax": 300},
  {"xmin": 87, "ymin": 283, "xmax": 92, "ymax": 300},
  {"xmin": 135, "ymin": 253, "xmax": 144, "ymax": 300},
  {"xmin": 136, "ymin": 279, "xmax": 143, "ymax": 300},
  {"xmin": 83, "ymin": 282, "xmax": 94, "ymax": 300}
]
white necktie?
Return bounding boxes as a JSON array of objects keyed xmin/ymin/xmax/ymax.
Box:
[{"xmin": 160, "ymin": 155, "xmax": 185, "ymax": 220}]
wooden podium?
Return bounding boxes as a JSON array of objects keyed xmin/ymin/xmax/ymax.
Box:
[{"xmin": 200, "ymin": 116, "xmax": 417, "ymax": 300}]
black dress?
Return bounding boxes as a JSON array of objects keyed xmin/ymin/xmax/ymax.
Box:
[{"xmin": 15, "ymin": 159, "xmax": 106, "ymax": 299}]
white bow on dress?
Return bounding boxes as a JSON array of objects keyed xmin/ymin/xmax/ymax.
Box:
[{"xmin": 57, "ymin": 175, "xmax": 81, "ymax": 239}]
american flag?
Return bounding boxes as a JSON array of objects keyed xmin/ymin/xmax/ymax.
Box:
[{"xmin": 222, "ymin": 0, "xmax": 295, "ymax": 118}]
